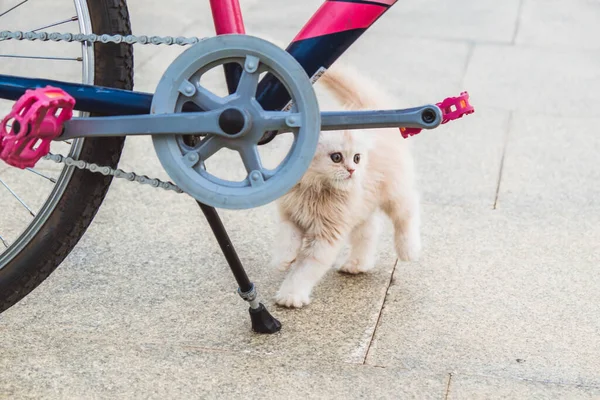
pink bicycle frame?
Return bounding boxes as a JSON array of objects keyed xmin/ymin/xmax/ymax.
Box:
[
  {"xmin": 208, "ymin": 0, "xmax": 397, "ymax": 122},
  {"xmin": 209, "ymin": 0, "xmax": 246, "ymax": 35}
]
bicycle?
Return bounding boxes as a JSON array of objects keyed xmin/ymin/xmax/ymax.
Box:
[{"xmin": 0, "ymin": 0, "xmax": 473, "ymax": 334}]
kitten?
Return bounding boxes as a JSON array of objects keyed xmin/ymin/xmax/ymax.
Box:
[{"xmin": 271, "ymin": 63, "xmax": 421, "ymax": 308}]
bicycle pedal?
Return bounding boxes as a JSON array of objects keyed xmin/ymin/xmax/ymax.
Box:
[
  {"xmin": 400, "ymin": 91, "xmax": 475, "ymax": 139},
  {"xmin": 0, "ymin": 86, "xmax": 75, "ymax": 169},
  {"xmin": 437, "ymin": 91, "xmax": 474, "ymax": 124},
  {"xmin": 400, "ymin": 127, "xmax": 422, "ymax": 139}
]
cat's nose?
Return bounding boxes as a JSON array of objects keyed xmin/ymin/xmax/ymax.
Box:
[{"xmin": 347, "ymin": 168, "xmax": 355, "ymax": 176}]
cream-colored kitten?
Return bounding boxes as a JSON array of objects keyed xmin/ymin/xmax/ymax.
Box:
[{"xmin": 271, "ymin": 63, "xmax": 421, "ymax": 308}]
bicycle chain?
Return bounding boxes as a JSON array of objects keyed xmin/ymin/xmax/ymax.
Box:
[
  {"xmin": 43, "ymin": 152, "xmax": 183, "ymax": 193},
  {"xmin": 0, "ymin": 30, "xmax": 201, "ymax": 46},
  {"xmin": 1, "ymin": 30, "xmax": 203, "ymax": 194}
]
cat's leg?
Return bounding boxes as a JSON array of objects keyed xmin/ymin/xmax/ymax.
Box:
[
  {"xmin": 383, "ymin": 190, "xmax": 421, "ymax": 262},
  {"xmin": 338, "ymin": 214, "xmax": 382, "ymax": 274},
  {"xmin": 270, "ymin": 218, "xmax": 303, "ymax": 272},
  {"xmin": 332, "ymin": 241, "xmax": 350, "ymax": 270},
  {"xmin": 274, "ymin": 236, "xmax": 344, "ymax": 308}
]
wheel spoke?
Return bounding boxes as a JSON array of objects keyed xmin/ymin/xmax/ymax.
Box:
[
  {"xmin": 0, "ymin": 54, "xmax": 82, "ymax": 62},
  {"xmin": 196, "ymin": 135, "xmax": 222, "ymax": 161},
  {"xmin": 31, "ymin": 16, "xmax": 78, "ymax": 32},
  {"xmin": 260, "ymin": 111, "xmax": 301, "ymax": 132},
  {"xmin": 0, "ymin": 177, "xmax": 35, "ymax": 217},
  {"xmin": 0, "ymin": 0, "xmax": 29, "ymax": 18},
  {"xmin": 239, "ymin": 145, "xmax": 263, "ymax": 174},
  {"xmin": 189, "ymin": 85, "xmax": 224, "ymax": 111},
  {"xmin": 235, "ymin": 56, "xmax": 260, "ymax": 99},
  {"xmin": 26, "ymin": 168, "xmax": 57, "ymax": 183}
]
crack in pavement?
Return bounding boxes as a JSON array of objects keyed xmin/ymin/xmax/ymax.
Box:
[{"xmin": 361, "ymin": 258, "xmax": 399, "ymax": 365}]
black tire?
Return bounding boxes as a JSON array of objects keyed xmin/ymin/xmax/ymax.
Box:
[{"xmin": 0, "ymin": 0, "xmax": 133, "ymax": 312}]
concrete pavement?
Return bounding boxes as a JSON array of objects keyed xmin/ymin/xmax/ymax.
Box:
[{"xmin": 1, "ymin": 0, "xmax": 599, "ymax": 398}]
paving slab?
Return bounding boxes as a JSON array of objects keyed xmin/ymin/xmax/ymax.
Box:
[
  {"xmin": 516, "ymin": 0, "xmax": 600, "ymax": 51},
  {"xmin": 243, "ymin": 0, "xmax": 323, "ymax": 40},
  {"xmin": 464, "ymin": 44, "xmax": 600, "ymax": 118},
  {"xmin": 0, "ymin": 334, "xmax": 449, "ymax": 399},
  {"xmin": 366, "ymin": 0, "xmax": 522, "ymax": 44},
  {"xmin": 497, "ymin": 113, "xmax": 600, "ymax": 212},
  {"xmin": 330, "ymin": 35, "xmax": 471, "ymax": 107},
  {"xmin": 365, "ymin": 204, "xmax": 600, "ymax": 386},
  {"xmin": 448, "ymin": 373, "xmax": 600, "ymax": 400},
  {"xmin": 412, "ymin": 106, "xmax": 507, "ymax": 208}
]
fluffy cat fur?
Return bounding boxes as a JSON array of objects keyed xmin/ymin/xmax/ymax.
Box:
[{"xmin": 271, "ymin": 63, "xmax": 422, "ymax": 308}]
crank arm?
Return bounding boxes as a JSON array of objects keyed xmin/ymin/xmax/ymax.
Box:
[
  {"xmin": 57, "ymin": 105, "xmax": 442, "ymax": 141},
  {"xmin": 60, "ymin": 110, "xmax": 227, "ymax": 140},
  {"xmin": 319, "ymin": 105, "xmax": 441, "ymax": 131},
  {"xmin": 59, "ymin": 109, "xmax": 300, "ymax": 140}
]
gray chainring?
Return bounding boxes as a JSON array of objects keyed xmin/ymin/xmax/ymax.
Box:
[{"xmin": 151, "ymin": 34, "xmax": 321, "ymax": 209}]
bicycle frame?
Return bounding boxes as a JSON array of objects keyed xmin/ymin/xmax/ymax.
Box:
[{"xmin": 0, "ymin": 0, "xmax": 397, "ymax": 116}]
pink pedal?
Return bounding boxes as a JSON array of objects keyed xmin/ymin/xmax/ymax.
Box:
[
  {"xmin": 0, "ymin": 86, "xmax": 75, "ymax": 169},
  {"xmin": 399, "ymin": 127, "xmax": 422, "ymax": 139},
  {"xmin": 400, "ymin": 91, "xmax": 475, "ymax": 139},
  {"xmin": 437, "ymin": 91, "xmax": 474, "ymax": 124}
]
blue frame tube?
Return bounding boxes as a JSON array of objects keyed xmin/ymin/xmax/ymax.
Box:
[{"xmin": 0, "ymin": 74, "xmax": 152, "ymax": 115}]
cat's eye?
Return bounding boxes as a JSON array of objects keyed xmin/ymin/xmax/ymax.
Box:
[
  {"xmin": 353, "ymin": 154, "xmax": 361, "ymax": 164},
  {"xmin": 330, "ymin": 152, "xmax": 343, "ymax": 163}
]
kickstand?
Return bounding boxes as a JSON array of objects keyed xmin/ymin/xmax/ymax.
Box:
[{"xmin": 197, "ymin": 201, "xmax": 281, "ymax": 334}]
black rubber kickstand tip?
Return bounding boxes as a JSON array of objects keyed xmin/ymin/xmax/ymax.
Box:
[{"xmin": 249, "ymin": 303, "xmax": 282, "ymax": 334}]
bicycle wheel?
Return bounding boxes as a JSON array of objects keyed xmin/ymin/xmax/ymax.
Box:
[{"xmin": 0, "ymin": 0, "xmax": 133, "ymax": 312}]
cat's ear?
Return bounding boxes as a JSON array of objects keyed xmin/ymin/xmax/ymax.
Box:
[
  {"xmin": 315, "ymin": 137, "xmax": 328, "ymax": 152},
  {"xmin": 316, "ymin": 130, "xmax": 340, "ymax": 150}
]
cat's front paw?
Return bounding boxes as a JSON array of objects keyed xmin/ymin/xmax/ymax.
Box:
[
  {"xmin": 274, "ymin": 284, "xmax": 311, "ymax": 308},
  {"xmin": 396, "ymin": 235, "xmax": 421, "ymax": 262},
  {"xmin": 274, "ymin": 291, "xmax": 310, "ymax": 308},
  {"xmin": 337, "ymin": 258, "xmax": 374, "ymax": 275}
]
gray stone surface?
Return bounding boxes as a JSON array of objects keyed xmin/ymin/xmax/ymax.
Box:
[
  {"xmin": 412, "ymin": 106, "xmax": 508, "ymax": 208},
  {"xmin": 372, "ymin": 0, "xmax": 522, "ymax": 44},
  {"xmin": 1, "ymin": 0, "xmax": 599, "ymax": 398},
  {"xmin": 498, "ymin": 114, "xmax": 600, "ymax": 212},
  {"xmin": 365, "ymin": 205, "xmax": 600, "ymax": 385},
  {"xmin": 448, "ymin": 374, "xmax": 600, "ymax": 400},
  {"xmin": 516, "ymin": 0, "xmax": 600, "ymax": 51},
  {"xmin": 464, "ymin": 44, "xmax": 600, "ymax": 118},
  {"xmin": 1, "ymin": 334, "xmax": 448, "ymax": 399}
]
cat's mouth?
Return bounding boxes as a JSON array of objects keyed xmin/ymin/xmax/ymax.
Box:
[
  {"xmin": 333, "ymin": 175, "xmax": 353, "ymax": 182},
  {"xmin": 333, "ymin": 175, "xmax": 352, "ymax": 180}
]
